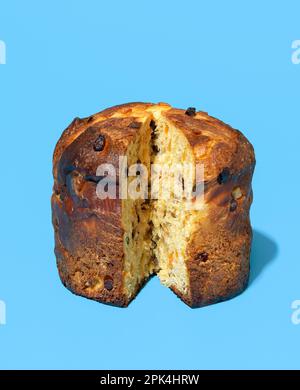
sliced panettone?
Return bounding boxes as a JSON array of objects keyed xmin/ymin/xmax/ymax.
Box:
[{"xmin": 52, "ymin": 102, "xmax": 255, "ymax": 307}]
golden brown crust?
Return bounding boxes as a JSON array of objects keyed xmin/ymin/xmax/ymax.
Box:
[
  {"xmin": 52, "ymin": 102, "xmax": 255, "ymax": 308},
  {"xmin": 162, "ymin": 108, "xmax": 254, "ymax": 180},
  {"xmin": 161, "ymin": 108, "xmax": 255, "ymax": 307},
  {"xmin": 52, "ymin": 105, "xmax": 152, "ymax": 307},
  {"xmin": 53, "ymin": 102, "xmax": 153, "ymax": 181}
]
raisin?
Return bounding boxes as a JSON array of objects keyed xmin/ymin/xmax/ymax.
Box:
[
  {"xmin": 230, "ymin": 198, "xmax": 238, "ymax": 212},
  {"xmin": 185, "ymin": 107, "xmax": 196, "ymax": 116},
  {"xmin": 217, "ymin": 168, "xmax": 230, "ymax": 184},
  {"xmin": 129, "ymin": 121, "xmax": 141, "ymax": 129},
  {"xmin": 104, "ymin": 276, "xmax": 113, "ymax": 291},
  {"xmin": 125, "ymin": 236, "xmax": 130, "ymax": 245},
  {"xmin": 195, "ymin": 252, "xmax": 209, "ymax": 262},
  {"xmin": 93, "ymin": 134, "xmax": 106, "ymax": 151}
]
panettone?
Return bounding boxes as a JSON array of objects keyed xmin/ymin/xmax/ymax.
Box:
[{"xmin": 52, "ymin": 102, "xmax": 255, "ymax": 307}]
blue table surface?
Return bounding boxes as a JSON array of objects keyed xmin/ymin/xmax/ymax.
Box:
[{"xmin": 0, "ymin": 0, "xmax": 299, "ymax": 369}]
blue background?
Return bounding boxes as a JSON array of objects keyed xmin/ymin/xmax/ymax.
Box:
[{"xmin": 0, "ymin": 0, "xmax": 299, "ymax": 369}]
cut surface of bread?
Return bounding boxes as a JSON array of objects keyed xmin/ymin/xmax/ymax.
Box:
[
  {"xmin": 52, "ymin": 102, "xmax": 255, "ymax": 307},
  {"xmin": 149, "ymin": 114, "xmax": 198, "ymax": 299},
  {"xmin": 121, "ymin": 113, "xmax": 200, "ymax": 301}
]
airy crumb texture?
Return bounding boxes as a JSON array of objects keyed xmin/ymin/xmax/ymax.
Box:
[{"xmin": 52, "ymin": 102, "xmax": 255, "ymax": 307}]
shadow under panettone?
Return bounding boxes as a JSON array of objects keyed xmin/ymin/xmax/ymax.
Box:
[{"xmin": 249, "ymin": 229, "xmax": 279, "ymax": 285}]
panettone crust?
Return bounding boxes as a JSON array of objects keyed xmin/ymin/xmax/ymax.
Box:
[{"xmin": 52, "ymin": 102, "xmax": 255, "ymax": 307}]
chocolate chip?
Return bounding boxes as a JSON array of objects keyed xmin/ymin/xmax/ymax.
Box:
[
  {"xmin": 230, "ymin": 198, "xmax": 238, "ymax": 212},
  {"xmin": 185, "ymin": 107, "xmax": 196, "ymax": 116},
  {"xmin": 150, "ymin": 120, "xmax": 159, "ymax": 142},
  {"xmin": 150, "ymin": 120, "xmax": 156, "ymax": 130},
  {"xmin": 195, "ymin": 252, "xmax": 209, "ymax": 262},
  {"xmin": 217, "ymin": 168, "xmax": 230, "ymax": 184},
  {"xmin": 93, "ymin": 134, "xmax": 106, "ymax": 152},
  {"xmin": 87, "ymin": 115, "xmax": 94, "ymax": 123},
  {"xmin": 129, "ymin": 121, "xmax": 141, "ymax": 129},
  {"xmin": 104, "ymin": 276, "xmax": 113, "ymax": 291},
  {"xmin": 152, "ymin": 144, "xmax": 160, "ymax": 154}
]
